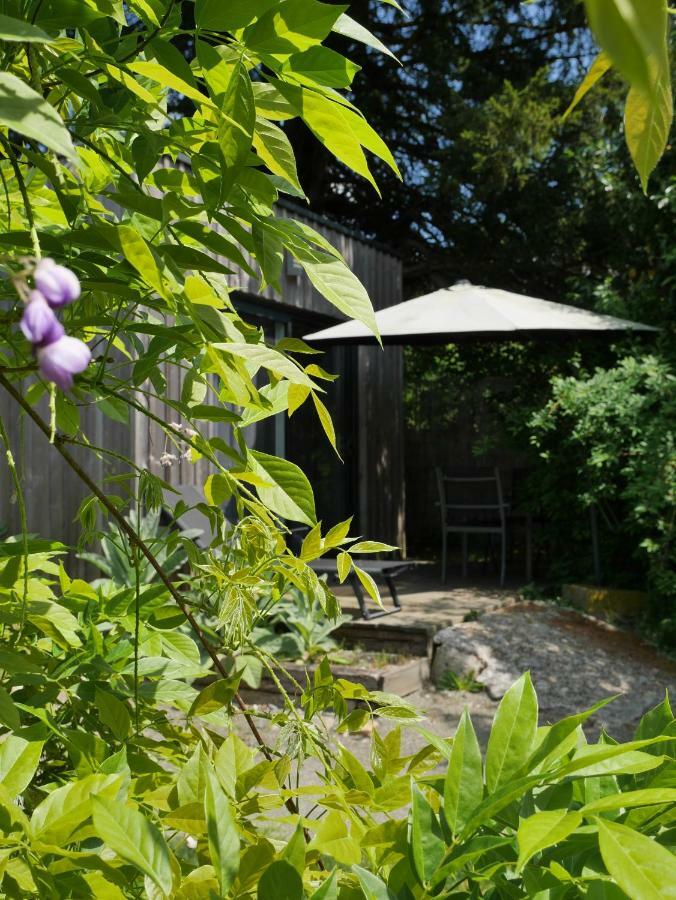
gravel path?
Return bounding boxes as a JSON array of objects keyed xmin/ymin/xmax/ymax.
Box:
[
  {"xmin": 430, "ymin": 602, "xmax": 676, "ymax": 741},
  {"xmin": 237, "ymin": 603, "xmax": 676, "ymax": 773}
]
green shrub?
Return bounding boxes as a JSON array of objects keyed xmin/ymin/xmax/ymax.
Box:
[
  {"xmin": 80, "ymin": 508, "xmax": 198, "ymax": 589},
  {"xmin": 0, "ymin": 1, "xmax": 673, "ymax": 896},
  {"xmin": 0, "ymin": 546, "xmax": 673, "ymax": 899},
  {"xmin": 530, "ymin": 355, "xmax": 676, "ymax": 615}
]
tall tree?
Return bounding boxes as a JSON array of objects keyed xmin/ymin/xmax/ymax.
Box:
[{"xmin": 292, "ymin": 0, "xmax": 674, "ymax": 320}]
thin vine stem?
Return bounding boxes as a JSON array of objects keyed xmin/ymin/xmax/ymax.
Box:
[
  {"xmin": 0, "ymin": 138, "xmax": 40, "ymax": 259},
  {"xmin": 133, "ymin": 494, "xmax": 141, "ymax": 736},
  {"xmin": 0, "ymin": 161, "xmax": 12, "ymax": 232}
]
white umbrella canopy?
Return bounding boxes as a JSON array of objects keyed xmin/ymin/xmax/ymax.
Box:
[{"xmin": 305, "ymin": 282, "xmax": 658, "ymax": 346}]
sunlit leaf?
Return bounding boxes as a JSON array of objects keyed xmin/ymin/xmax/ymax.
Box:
[
  {"xmin": 92, "ymin": 796, "xmax": 174, "ymax": 895},
  {"xmin": 0, "ymin": 73, "xmax": 76, "ymax": 161}
]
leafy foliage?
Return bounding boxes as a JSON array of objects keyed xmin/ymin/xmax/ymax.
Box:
[
  {"xmin": 80, "ymin": 508, "xmax": 197, "ymax": 588},
  {"xmin": 0, "ymin": 553, "xmax": 673, "ymax": 899},
  {"xmin": 295, "ymin": 2, "xmax": 673, "ymax": 303},
  {"xmin": 252, "ymin": 587, "xmax": 349, "ymax": 662},
  {"xmin": 0, "ymin": 1, "xmax": 673, "ymax": 897},
  {"xmin": 530, "ymin": 354, "xmax": 676, "ymax": 621}
]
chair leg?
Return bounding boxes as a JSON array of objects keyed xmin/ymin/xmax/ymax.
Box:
[
  {"xmin": 500, "ymin": 527, "xmax": 507, "ymax": 588},
  {"xmin": 441, "ymin": 530, "xmax": 447, "ymax": 583},
  {"xmin": 461, "ymin": 532, "xmax": 468, "ymax": 579}
]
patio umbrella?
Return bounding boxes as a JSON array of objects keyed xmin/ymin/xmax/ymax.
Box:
[{"xmin": 304, "ymin": 282, "xmax": 657, "ymax": 345}]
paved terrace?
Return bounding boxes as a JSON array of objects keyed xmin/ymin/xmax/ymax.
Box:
[{"xmin": 333, "ymin": 567, "xmax": 520, "ymax": 632}]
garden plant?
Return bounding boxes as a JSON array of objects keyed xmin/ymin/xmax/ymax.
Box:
[{"xmin": 0, "ymin": 0, "xmax": 674, "ymax": 897}]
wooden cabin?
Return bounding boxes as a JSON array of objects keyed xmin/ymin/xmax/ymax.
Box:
[{"xmin": 0, "ymin": 202, "xmax": 405, "ymax": 567}]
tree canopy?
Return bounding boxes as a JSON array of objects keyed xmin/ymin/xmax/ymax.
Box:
[{"xmin": 296, "ymin": 0, "xmax": 674, "ymax": 327}]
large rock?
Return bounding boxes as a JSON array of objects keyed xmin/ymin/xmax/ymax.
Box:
[{"xmin": 432, "ymin": 620, "xmax": 518, "ymax": 700}]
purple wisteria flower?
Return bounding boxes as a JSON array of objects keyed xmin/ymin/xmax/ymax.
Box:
[
  {"xmin": 17, "ymin": 259, "xmax": 90, "ymax": 389},
  {"xmin": 34, "ymin": 258, "xmax": 81, "ymax": 308},
  {"xmin": 20, "ymin": 291, "xmax": 64, "ymax": 345},
  {"xmin": 37, "ymin": 336, "xmax": 91, "ymax": 390}
]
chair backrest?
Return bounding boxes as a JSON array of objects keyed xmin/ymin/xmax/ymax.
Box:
[{"xmin": 435, "ymin": 466, "xmax": 506, "ymax": 528}]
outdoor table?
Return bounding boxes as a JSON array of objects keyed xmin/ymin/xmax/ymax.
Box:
[{"xmin": 311, "ymin": 558, "xmax": 422, "ymax": 620}]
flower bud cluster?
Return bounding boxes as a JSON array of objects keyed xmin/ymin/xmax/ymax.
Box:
[
  {"xmin": 20, "ymin": 259, "xmax": 91, "ymax": 390},
  {"xmin": 158, "ymin": 423, "xmax": 198, "ymax": 467}
]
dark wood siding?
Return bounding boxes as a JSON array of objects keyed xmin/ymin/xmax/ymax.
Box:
[{"xmin": 0, "ymin": 206, "xmax": 405, "ymax": 564}]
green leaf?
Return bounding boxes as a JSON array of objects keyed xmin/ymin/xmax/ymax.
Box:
[
  {"xmin": 30, "ymin": 773, "xmax": 122, "ymax": 846},
  {"xmin": 635, "ymin": 692, "xmax": 674, "ymax": 742},
  {"xmin": 0, "ymin": 686, "xmax": 20, "ymax": 731},
  {"xmin": 282, "ymin": 45, "xmax": 361, "ymax": 89},
  {"xmin": 563, "ymin": 51, "xmax": 613, "ymax": 119},
  {"xmin": 253, "ymin": 80, "xmax": 298, "ymax": 120},
  {"xmin": 624, "ymin": 75, "xmax": 673, "ymax": 192},
  {"xmin": 443, "ymin": 709, "xmax": 483, "ymax": 835},
  {"xmin": 128, "ymin": 0, "xmax": 161, "ymax": 26},
  {"xmin": 282, "ymin": 821, "xmax": 306, "ymax": 875},
  {"xmin": 0, "ymin": 14, "xmax": 52, "ymax": 42},
  {"xmin": 598, "ymin": 818, "xmax": 676, "ymax": 899},
  {"xmin": 294, "ymin": 248, "xmax": 379, "ymax": 338},
  {"xmin": 258, "ymin": 860, "xmax": 303, "ymax": 899},
  {"xmin": 324, "ymin": 517, "xmax": 352, "ymax": 546},
  {"xmin": 212, "ymin": 58, "xmax": 255, "ymax": 190},
  {"xmin": 309, "ymin": 871, "xmax": 338, "ymax": 900},
  {"xmin": 339, "ymin": 745, "xmax": 374, "ymax": 796},
  {"xmin": 300, "ymin": 522, "xmax": 322, "ymax": 559},
  {"xmin": 218, "ymin": 342, "xmax": 316, "ymax": 387},
  {"xmin": 516, "ymin": 809, "xmax": 583, "ymax": 871},
  {"xmin": 254, "ymin": 116, "xmax": 302, "ymax": 193},
  {"xmin": 95, "ymin": 689, "xmax": 131, "ymax": 741},
  {"xmin": 189, "ymin": 678, "xmax": 238, "ymax": 717},
  {"xmin": 555, "ymin": 741, "xmax": 667, "ymax": 778},
  {"xmin": 196, "ymin": 0, "xmax": 276, "ymax": 31},
  {"xmin": 339, "ymin": 104, "xmax": 400, "ymax": 178},
  {"xmin": 0, "ymin": 735, "xmax": 43, "ymax": 798},
  {"xmin": 0, "ymin": 648, "xmax": 41, "ymax": 674},
  {"xmin": 245, "ymin": 0, "xmax": 347, "ymax": 56},
  {"xmin": 252, "ymin": 220, "xmax": 284, "ymax": 288},
  {"xmin": 248, "ymin": 450, "xmax": 317, "ymax": 525},
  {"xmin": 160, "ymin": 631, "xmax": 202, "ymax": 666},
  {"xmin": 583, "ymin": 788, "xmax": 676, "ymax": 815},
  {"xmin": 353, "ymin": 865, "xmax": 394, "ymax": 900},
  {"xmin": 128, "ymin": 60, "xmax": 207, "ymax": 106},
  {"xmin": 91, "ymin": 796, "xmax": 173, "ymax": 896},
  {"xmin": 353, "ymin": 564, "xmax": 383, "ymax": 608},
  {"xmin": 312, "ymin": 391, "xmax": 339, "ymax": 455},
  {"xmin": 292, "ymin": 88, "xmax": 378, "ymax": 189},
  {"xmin": 348, "ymin": 541, "xmax": 398, "ymax": 554},
  {"xmin": 485, "ymin": 672, "xmax": 538, "ymax": 792},
  {"xmin": 332, "ymin": 13, "xmax": 398, "ymax": 62},
  {"xmin": 204, "ymin": 769, "xmax": 239, "ymax": 895},
  {"xmin": 0, "ymin": 73, "xmax": 76, "ymax": 161},
  {"xmin": 55, "ymin": 392, "xmax": 80, "ymax": 437},
  {"xmin": 27, "ymin": 598, "xmax": 82, "ymax": 648},
  {"xmin": 584, "ymin": 0, "xmax": 668, "ymax": 97},
  {"xmin": 337, "ymin": 551, "xmax": 352, "ymax": 583},
  {"xmin": 527, "ymin": 697, "xmax": 615, "ymax": 772},
  {"xmin": 309, "ymin": 810, "xmax": 361, "ymax": 864},
  {"xmin": 117, "ymin": 225, "xmax": 168, "ymax": 299},
  {"xmin": 411, "ymin": 783, "xmax": 445, "ymax": 886}
]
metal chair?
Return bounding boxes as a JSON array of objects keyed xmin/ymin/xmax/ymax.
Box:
[{"xmin": 436, "ymin": 466, "xmax": 508, "ymax": 587}]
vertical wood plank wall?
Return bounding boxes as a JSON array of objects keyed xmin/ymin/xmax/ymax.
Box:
[{"xmin": 0, "ymin": 205, "xmax": 405, "ymax": 563}]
